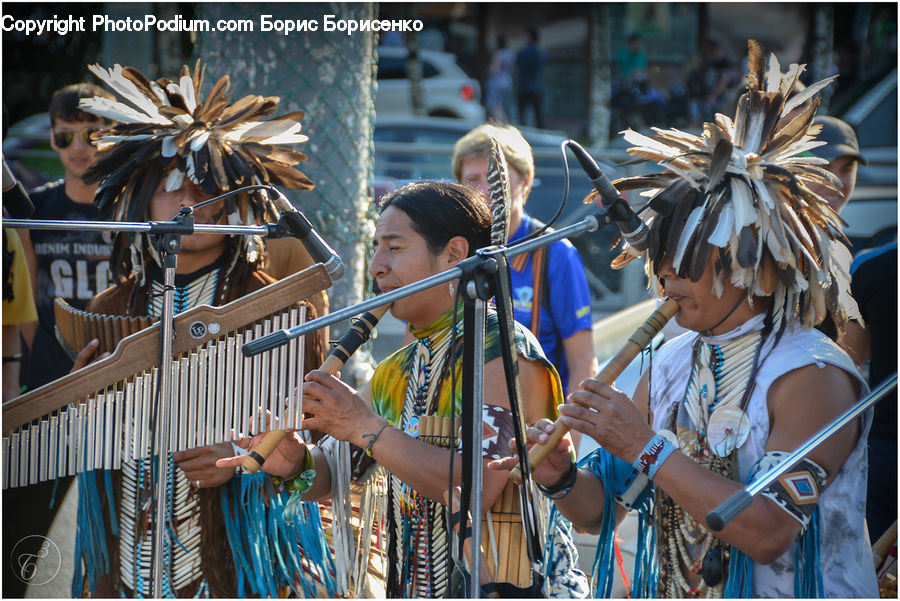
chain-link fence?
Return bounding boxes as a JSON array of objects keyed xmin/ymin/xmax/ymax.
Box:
[{"xmin": 195, "ymin": 3, "xmax": 378, "ymax": 380}]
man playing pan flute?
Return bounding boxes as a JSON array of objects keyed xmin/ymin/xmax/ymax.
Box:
[
  {"xmin": 71, "ymin": 60, "xmax": 330, "ymax": 597},
  {"xmin": 492, "ymin": 40, "xmax": 879, "ymax": 598}
]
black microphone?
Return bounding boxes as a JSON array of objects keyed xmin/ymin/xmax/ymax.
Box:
[
  {"xmin": 269, "ymin": 190, "xmax": 344, "ymax": 281},
  {"xmin": 567, "ymin": 141, "xmax": 649, "ymax": 252},
  {"xmin": 2, "ymin": 157, "xmax": 34, "ymax": 219}
]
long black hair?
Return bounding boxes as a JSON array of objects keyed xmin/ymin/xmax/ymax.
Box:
[{"xmin": 379, "ymin": 181, "xmax": 491, "ymax": 257}]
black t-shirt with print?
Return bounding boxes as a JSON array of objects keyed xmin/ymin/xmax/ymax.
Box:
[{"xmin": 24, "ymin": 179, "xmax": 113, "ymax": 389}]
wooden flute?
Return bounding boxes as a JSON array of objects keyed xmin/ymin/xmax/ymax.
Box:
[
  {"xmin": 509, "ymin": 298, "xmax": 679, "ymax": 484},
  {"xmin": 242, "ymin": 303, "xmax": 392, "ymax": 473}
]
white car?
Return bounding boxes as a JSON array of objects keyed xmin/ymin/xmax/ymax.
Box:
[{"xmin": 374, "ymin": 47, "xmax": 485, "ymax": 121}]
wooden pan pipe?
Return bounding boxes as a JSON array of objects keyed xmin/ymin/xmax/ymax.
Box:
[
  {"xmin": 2, "ymin": 264, "xmax": 331, "ymax": 489},
  {"xmin": 418, "ymin": 415, "xmax": 532, "ymax": 589},
  {"xmin": 54, "ymin": 297, "xmax": 153, "ymax": 359}
]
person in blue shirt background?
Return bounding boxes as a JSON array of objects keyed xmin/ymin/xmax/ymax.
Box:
[
  {"xmin": 453, "ymin": 124, "xmax": 597, "ymax": 402},
  {"xmin": 515, "ymin": 28, "xmax": 547, "ymax": 129}
]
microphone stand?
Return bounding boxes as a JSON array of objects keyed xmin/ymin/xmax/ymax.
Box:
[
  {"xmin": 707, "ymin": 372, "xmax": 897, "ymax": 531},
  {"xmin": 242, "ymin": 213, "xmax": 605, "ymax": 355},
  {"xmin": 455, "ymin": 249, "xmax": 547, "ymax": 597},
  {"xmin": 243, "ymin": 209, "xmax": 622, "ymax": 598},
  {"xmin": 4, "ymin": 206, "xmax": 282, "ymax": 598}
]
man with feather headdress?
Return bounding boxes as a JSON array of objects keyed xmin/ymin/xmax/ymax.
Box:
[
  {"xmin": 70, "ymin": 60, "xmax": 332, "ymax": 597},
  {"xmin": 495, "ymin": 40, "xmax": 879, "ymax": 597}
]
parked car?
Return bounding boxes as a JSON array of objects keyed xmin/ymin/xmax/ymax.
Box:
[
  {"xmin": 2, "ymin": 112, "xmax": 58, "ymax": 189},
  {"xmin": 375, "ymin": 46, "xmax": 486, "ymax": 121}
]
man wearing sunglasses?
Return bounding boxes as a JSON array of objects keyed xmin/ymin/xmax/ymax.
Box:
[
  {"xmin": 5, "ymin": 83, "xmax": 117, "ymax": 599},
  {"xmin": 19, "ymin": 82, "xmax": 115, "ymax": 391}
]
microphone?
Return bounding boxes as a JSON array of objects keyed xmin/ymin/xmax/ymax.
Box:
[
  {"xmin": 567, "ymin": 141, "xmax": 649, "ymax": 252},
  {"xmin": 2, "ymin": 157, "xmax": 34, "ymax": 219},
  {"xmin": 268, "ymin": 190, "xmax": 344, "ymax": 281}
]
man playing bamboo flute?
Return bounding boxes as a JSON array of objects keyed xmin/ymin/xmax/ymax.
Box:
[
  {"xmin": 492, "ymin": 40, "xmax": 878, "ymax": 598},
  {"xmin": 220, "ymin": 181, "xmax": 589, "ymax": 598}
]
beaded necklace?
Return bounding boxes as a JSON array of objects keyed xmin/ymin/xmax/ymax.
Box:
[
  {"xmin": 119, "ymin": 265, "xmax": 221, "ymax": 596},
  {"xmin": 146, "ymin": 267, "xmax": 220, "ymax": 319},
  {"xmin": 392, "ymin": 307, "xmax": 461, "ymax": 598},
  {"xmin": 656, "ymin": 315, "xmax": 766, "ymax": 598}
]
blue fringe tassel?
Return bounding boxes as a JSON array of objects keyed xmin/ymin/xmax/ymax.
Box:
[
  {"xmin": 581, "ymin": 448, "xmax": 656, "ymax": 598},
  {"xmin": 72, "ymin": 472, "xmax": 111, "ymax": 597},
  {"xmin": 628, "ymin": 496, "xmax": 656, "ymax": 598},
  {"xmin": 794, "ymin": 507, "xmax": 824, "ymax": 597},
  {"xmin": 724, "ymin": 492, "xmax": 823, "ymax": 596},
  {"xmin": 724, "ymin": 544, "xmax": 755, "ymax": 597},
  {"xmin": 72, "ymin": 467, "xmax": 339, "ymax": 597},
  {"xmin": 220, "ymin": 473, "xmax": 338, "ymax": 598}
]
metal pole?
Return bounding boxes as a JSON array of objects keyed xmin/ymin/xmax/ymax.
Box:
[
  {"xmin": 469, "ymin": 297, "xmax": 486, "ymax": 598},
  {"xmin": 3, "ymin": 218, "xmax": 270, "ymax": 237},
  {"xmin": 151, "ymin": 251, "xmax": 178, "ymax": 596},
  {"xmin": 243, "ymin": 214, "xmax": 602, "ymax": 355},
  {"xmin": 707, "ymin": 373, "xmax": 898, "ymax": 531}
]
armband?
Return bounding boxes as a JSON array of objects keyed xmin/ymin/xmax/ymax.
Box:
[
  {"xmin": 482, "ymin": 403, "xmax": 514, "ymax": 460},
  {"xmin": 271, "ymin": 445, "xmax": 316, "ymax": 495},
  {"xmin": 581, "ymin": 447, "xmax": 651, "ymax": 511},
  {"xmin": 633, "ymin": 434, "xmax": 677, "ymax": 480},
  {"xmin": 754, "ymin": 451, "xmax": 828, "ymax": 531}
]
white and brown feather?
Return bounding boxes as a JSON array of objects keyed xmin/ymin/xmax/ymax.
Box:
[
  {"xmin": 487, "ymin": 137, "xmax": 511, "ymax": 245},
  {"xmin": 608, "ymin": 39, "xmax": 850, "ymax": 336}
]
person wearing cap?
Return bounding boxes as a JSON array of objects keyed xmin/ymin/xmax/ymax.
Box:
[
  {"xmin": 807, "ymin": 115, "xmax": 867, "ymax": 213},
  {"xmin": 492, "ymin": 42, "xmax": 878, "ymax": 597},
  {"xmin": 805, "ymin": 116, "xmax": 869, "ymax": 367}
]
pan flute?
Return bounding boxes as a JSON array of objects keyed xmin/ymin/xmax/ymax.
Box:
[
  {"xmin": 418, "ymin": 415, "xmax": 531, "ymax": 589},
  {"xmin": 2, "ymin": 264, "xmax": 331, "ymax": 489},
  {"xmin": 54, "ymin": 297, "xmax": 153, "ymax": 359}
]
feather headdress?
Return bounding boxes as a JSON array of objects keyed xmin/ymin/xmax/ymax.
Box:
[
  {"xmin": 597, "ymin": 40, "xmax": 848, "ymax": 335},
  {"xmin": 79, "ymin": 60, "xmax": 315, "ymax": 283}
]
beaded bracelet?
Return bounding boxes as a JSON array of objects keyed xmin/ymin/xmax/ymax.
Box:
[
  {"xmin": 633, "ymin": 434, "xmax": 677, "ymax": 480},
  {"xmin": 271, "ymin": 444, "xmax": 316, "ymax": 495},
  {"xmin": 536, "ymin": 460, "xmax": 578, "ymax": 500}
]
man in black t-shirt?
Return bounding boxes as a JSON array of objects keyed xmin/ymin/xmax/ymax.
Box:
[
  {"xmin": 20, "ymin": 83, "xmax": 115, "ymax": 391},
  {"xmin": 5, "ymin": 83, "xmax": 113, "ymax": 599}
]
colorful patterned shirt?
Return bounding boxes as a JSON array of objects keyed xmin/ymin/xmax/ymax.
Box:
[
  {"xmin": 371, "ymin": 303, "xmax": 563, "ymax": 426},
  {"xmin": 369, "ymin": 304, "xmax": 588, "ymax": 598}
]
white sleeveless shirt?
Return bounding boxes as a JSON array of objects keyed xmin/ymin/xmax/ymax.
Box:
[{"xmin": 648, "ymin": 318, "xmax": 878, "ymax": 598}]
